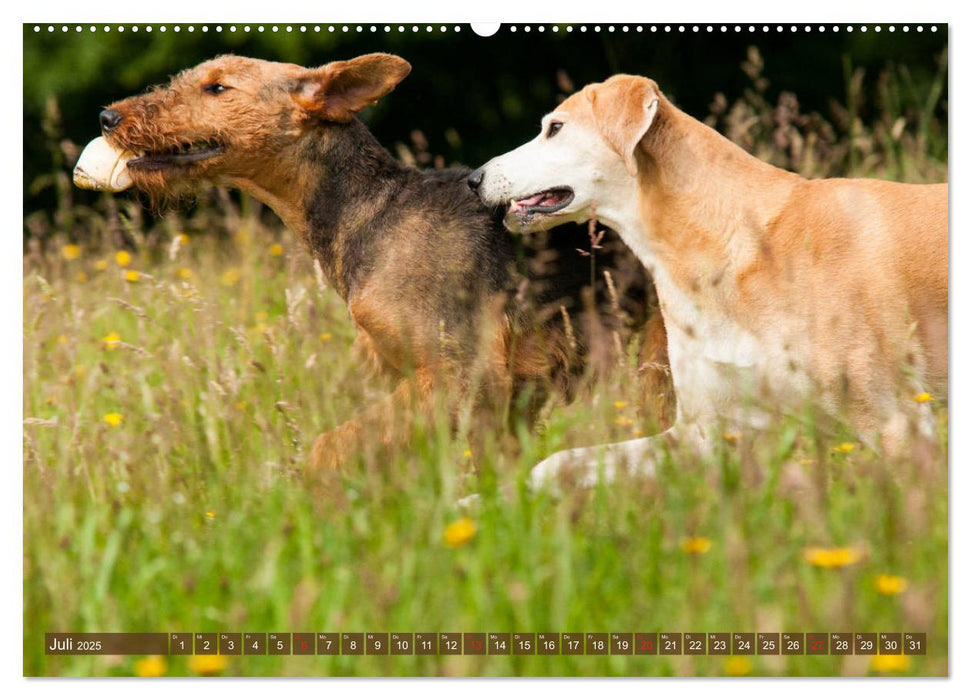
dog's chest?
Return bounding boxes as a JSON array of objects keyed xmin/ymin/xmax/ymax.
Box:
[{"xmin": 654, "ymin": 271, "xmax": 810, "ymax": 424}]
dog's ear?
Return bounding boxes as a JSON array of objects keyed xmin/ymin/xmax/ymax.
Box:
[
  {"xmin": 587, "ymin": 76, "xmax": 661, "ymax": 177},
  {"xmin": 294, "ymin": 53, "xmax": 411, "ymax": 122}
]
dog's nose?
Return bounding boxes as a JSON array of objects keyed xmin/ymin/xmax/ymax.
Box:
[
  {"xmin": 99, "ymin": 109, "xmax": 123, "ymax": 132},
  {"xmin": 467, "ymin": 168, "xmax": 485, "ymax": 192}
]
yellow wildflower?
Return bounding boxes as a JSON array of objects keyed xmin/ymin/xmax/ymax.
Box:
[
  {"xmin": 680, "ymin": 536, "xmax": 712, "ymax": 555},
  {"xmin": 188, "ymin": 654, "xmax": 227, "ymax": 675},
  {"xmin": 220, "ymin": 268, "xmax": 241, "ymax": 286},
  {"xmin": 723, "ymin": 656, "xmax": 752, "ymax": 676},
  {"xmin": 115, "ymin": 250, "xmax": 132, "ymax": 267},
  {"xmin": 235, "ymin": 401, "xmax": 247, "ymax": 410},
  {"xmin": 76, "ymin": 272, "xmax": 88, "ymax": 283},
  {"xmin": 614, "ymin": 416, "xmax": 634, "ymax": 427},
  {"xmin": 269, "ymin": 243, "xmax": 284, "ymax": 257},
  {"xmin": 103, "ymin": 413, "xmax": 123, "ymax": 427},
  {"xmin": 320, "ymin": 332, "xmax": 333, "ymax": 342},
  {"xmin": 124, "ymin": 270, "xmax": 141, "ymax": 282},
  {"xmin": 723, "ymin": 431, "xmax": 741, "ymax": 443},
  {"xmin": 177, "ymin": 233, "xmax": 190, "ymax": 245},
  {"xmin": 133, "ymin": 655, "xmax": 167, "ymax": 677},
  {"xmin": 95, "ymin": 259, "xmax": 109, "ymax": 271},
  {"xmin": 463, "ymin": 449, "xmax": 472, "ymax": 459},
  {"xmin": 913, "ymin": 392, "xmax": 933, "ymax": 403},
  {"xmin": 875, "ymin": 574, "xmax": 909, "ymax": 596},
  {"xmin": 613, "ymin": 400, "xmax": 628, "ymax": 409},
  {"xmin": 832, "ymin": 442, "xmax": 856, "ymax": 453},
  {"xmin": 444, "ymin": 517, "xmax": 477, "ymax": 547},
  {"xmin": 61, "ymin": 244, "xmax": 81, "ymax": 260},
  {"xmin": 870, "ymin": 654, "xmax": 911, "ymax": 673},
  {"xmin": 802, "ymin": 546, "xmax": 865, "ymax": 568},
  {"xmin": 102, "ymin": 332, "xmax": 122, "ymax": 350},
  {"xmin": 176, "ymin": 267, "xmax": 193, "ymax": 279},
  {"xmin": 56, "ymin": 335, "xmax": 68, "ymax": 344},
  {"xmin": 205, "ymin": 510, "xmax": 216, "ymax": 520}
]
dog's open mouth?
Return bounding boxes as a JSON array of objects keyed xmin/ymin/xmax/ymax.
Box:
[
  {"xmin": 508, "ymin": 187, "xmax": 574, "ymax": 220},
  {"xmin": 127, "ymin": 141, "xmax": 226, "ymax": 170}
]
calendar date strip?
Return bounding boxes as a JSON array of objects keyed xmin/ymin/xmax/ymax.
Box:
[{"xmin": 45, "ymin": 632, "xmax": 927, "ymax": 656}]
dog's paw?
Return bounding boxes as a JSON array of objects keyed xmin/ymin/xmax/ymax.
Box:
[
  {"xmin": 528, "ymin": 438, "xmax": 662, "ymax": 493},
  {"xmin": 527, "ymin": 446, "xmax": 617, "ymax": 494}
]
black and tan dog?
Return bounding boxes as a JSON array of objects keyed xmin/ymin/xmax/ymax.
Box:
[{"xmin": 74, "ymin": 53, "xmax": 671, "ymax": 480}]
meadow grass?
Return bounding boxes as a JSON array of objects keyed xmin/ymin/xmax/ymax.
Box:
[
  {"xmin": 23, "ymin": 54, "xmax": 948, "ymax": 676},
  {"xmin": 22, "ymin": 210, "xmax": 948, "ymax": 677}
]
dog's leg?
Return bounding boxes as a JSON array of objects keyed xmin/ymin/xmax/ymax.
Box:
[
  {"xmin": 307, "ymin": 371, "xmax": 434, "ymax": 479},
  {"xmin": 528, "ymin": 422, "xmax": 710, "ymax": 493}
]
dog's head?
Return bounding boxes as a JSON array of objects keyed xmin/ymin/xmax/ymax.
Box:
[
  {"xmin": 469, "ymin": 75, "xmax": 662, "ymax": 233},
  {"xmin": 88, "ymin": 53, "xmax": 411, "ymax": 205}
]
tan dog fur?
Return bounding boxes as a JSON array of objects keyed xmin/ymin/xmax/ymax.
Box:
[{"xmin": 472, "ymin": 75, "xmax": 947, "ymax": 487}]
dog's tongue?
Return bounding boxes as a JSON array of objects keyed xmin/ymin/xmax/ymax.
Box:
[
  {"xmin": 514, "ymin": 193, "xmax": 547, "ymax": 208},
  {"xmin": 73, "ymin": 136, "xmax": 134, "ymax": 192}
]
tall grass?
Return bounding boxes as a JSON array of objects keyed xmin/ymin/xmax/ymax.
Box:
[{"xmin": 23, "ymin": 52, "xmax": 948, "ymax": 677}]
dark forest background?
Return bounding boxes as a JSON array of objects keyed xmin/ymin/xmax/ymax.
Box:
[{"xmin": 24, "ymin": 23, "xmax": 947, "ymax": 216}]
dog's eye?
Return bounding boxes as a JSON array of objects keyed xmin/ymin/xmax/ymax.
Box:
[
  {"xmin": 203, "ymin": 83, "xmax": 229, "ymax": 96},
  {"xmin": 546, "ymin": 121, "xmax": 563, "ymax": 138}
]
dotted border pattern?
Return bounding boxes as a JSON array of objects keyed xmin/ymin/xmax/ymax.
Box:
[{"xmin": 31, "ymin": 24, "xmax": 942, "ymax": 35}]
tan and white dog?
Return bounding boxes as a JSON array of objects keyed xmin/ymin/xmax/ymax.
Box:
[{"xmin": 468, "ymin": 74, "xmax": 948, "ymax": 488}]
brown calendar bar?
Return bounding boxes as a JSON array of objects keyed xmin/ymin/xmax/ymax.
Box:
[
  {"xmin": 586, "ymin": 633, "xmax": 609, "ymax": 655},
  {"xmin": 293, "ymin": 633, "xmax": 314, "ymax": 655},
  {"xmin": 391, "ymin": 633, "xmax": 414, "ymax": 655},
  {"xmin": 194, "ymin": 633, "xmax": 217, "ymax": 655},
  {"xmin": 611, "ymin": 633, "xmax": 633, "ymax": 655},
  {"xmin": 316, "ymin": 633, "xmax": 339, "ymax": 655},
  {"xmin": 464, "ymin": 632, "xmax": 486, "ymax": 655},
  {"xmin": 684, "ymin": 632, "xmax": 706, "ymax": 655},
  {"xmin": 709, "ymin": 633, "xmax": 730, "ymax": 655},
  {"xmin": 807, "ymin": 633, "xmax": 828, "ymax": 655},
  {"xmin": 268, "ymin": 633, "xmax": 290, "ymax": 655},
  {"xmin": 170, "ymin": 632, "xmax": 192, "ymax": 655},
  {"xmin": 45, "ymin": 633, "xmax": 168, "ymax": 655},
  {"xmin": 561, "ymin": 633, "xmax": 583, "ymax": 655},
  {"xmin": 514, "ymin": 633, "xmax": 536, "ymax": 655},
  {"xmin": 488, "ymin": 632, "xmax": 511, "ymax": 655},
  {"xmin": 660, "ymin": 633, "xmax": 683, "ymax": 655},
  {"xmin": 732, "ymin": 633, "xmax": 754, "ymax": 655},
  {"xmin": 219, "ymin": 633, "xmax": 242, "ymax": 655},
  {"xmin": 831, "ymin": 633, "xmax": 852, "ymax": 655},
  {"xmin": 244, "ymin": 633, "xmax": 266, "ymax": 655},
  {"xmin": 635, "ymin": 633, "xmax": 658, "ymax": 655},
  {"xmin": 880, "ymin": 633, "xmax": 903, "ymax": 655},
  {"xmin": 43, "ymin": 631, "xmax": 929, "ymax": 655},
  {"xmin": 415, "ymin": 633, "xmax": 437, "ymax": 655},
  {"xmin": 758, "ymin": 633, "xmax": 779, "ymax": 655},
  {"xmin": 904, "ymin": 633, "xmax": 926, "ymax": 655},
  {"xmin": 537, "ymin": 633, "xmax": 559, "ymax": 655},
  {"xmin": 782, "ymin": 632, "xmax": 804, "ymax": 655}
]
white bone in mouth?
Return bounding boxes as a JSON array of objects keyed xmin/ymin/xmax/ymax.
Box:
[{"xmin": 73, "ymin": 136, "xmax": 134, "ymax": 192}]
